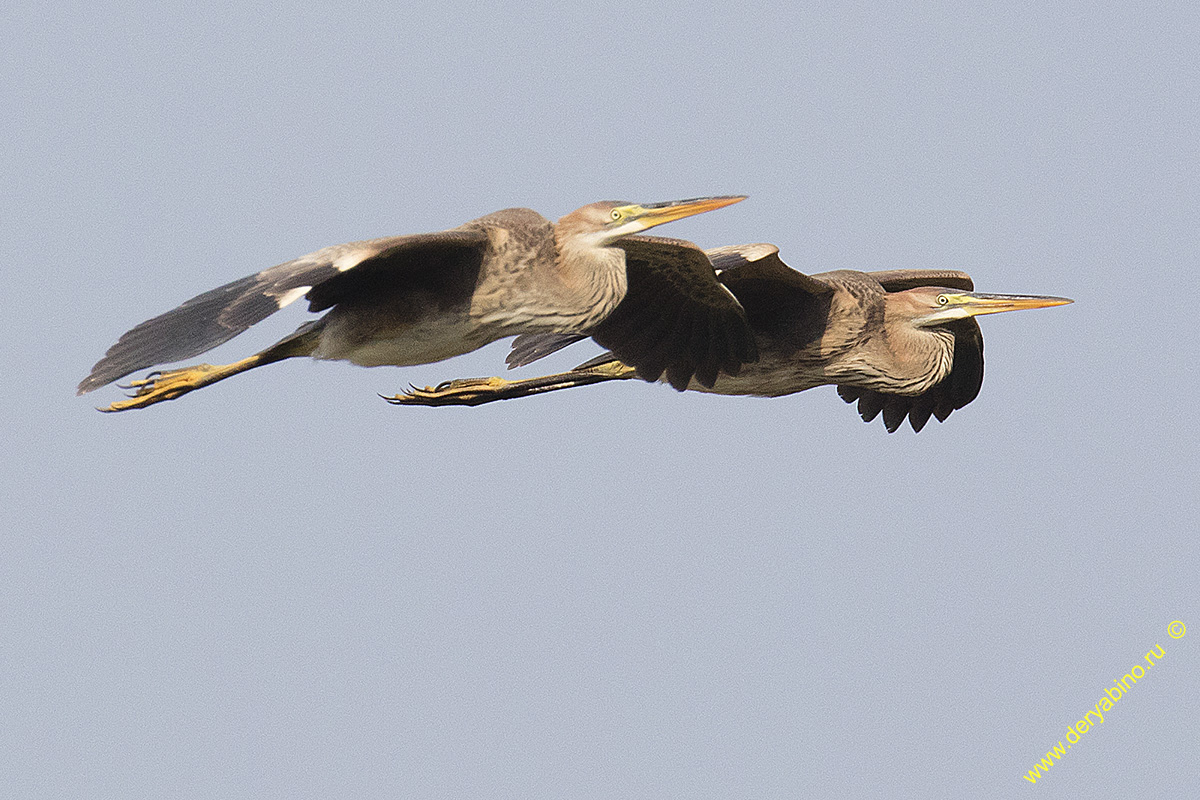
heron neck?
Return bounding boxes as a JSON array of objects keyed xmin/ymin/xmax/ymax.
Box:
[
  {"xmin": 867, "ymin": 322, "xmax": 956, "ymax": 395},
  {"xmin": 551, "ymin": 232, "xmax": 628, "ymax": 329},
  {"xmin": 813, "ymin": 291, "xmax": 956, "ymax": 395}
]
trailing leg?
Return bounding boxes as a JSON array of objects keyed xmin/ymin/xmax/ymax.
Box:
[
  {"xmin": 386, "ymin": 359, "xmax": 637, "ymax": 407},
  {"xmin": 98, "ymin": 324, "xmax": 322, "ymax": 412}
]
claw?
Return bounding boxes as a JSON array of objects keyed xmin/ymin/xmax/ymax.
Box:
[
  {"xmin": 116, "ymin": 372, "xmax": 161, "ymax": 391},
  {"xmin": 98, "ymin": 365, "xmax": 218, "ymax": 412},
  {"xmin": 382, "ymin": 377, "xmax": 514, "ymax": 406}
]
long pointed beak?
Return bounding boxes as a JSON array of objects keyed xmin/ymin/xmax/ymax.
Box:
[
  {"xmin": 951, "ymin": 292, "xmax": 1074, "ymax": 317},
  {"xmin": 629, "ymin": 195, "xmax": 746, "ymax": 231}
]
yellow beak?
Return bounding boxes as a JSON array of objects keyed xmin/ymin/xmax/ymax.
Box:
[
  {"xmin": 621, "ymin": 195, "xmax": 746, "ymax": 232},
  {"xmin": 949, "ymin": 292, "xmax": 1074, "ymax": 317}
]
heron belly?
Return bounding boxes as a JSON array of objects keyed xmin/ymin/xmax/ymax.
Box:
[
  {"xmin": 313, "ymin": 312, "xmax": 496, "ymax": 367},
  {"xmin": 691, "ymin": 360, "xmax": 828, "ymax": 397}
]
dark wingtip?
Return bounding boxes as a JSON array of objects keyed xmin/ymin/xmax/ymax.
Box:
[
  {"xmin": 74, "ymin": 272, "xmax": 272, "ymax": 394},
  {"xmin": 663, "ymin": 362, "xmax": 694, "ymax": 391},
  {"xmin": 857, "ymin": 393, "xmax": 884, "ymax": 423},
  {"xmin": 694, "ymin": 362, "xmax": 719, "ymax": 389},
  {"xmin": 908, "ymin": 404, "xmax": 934, "ymax": 433}
]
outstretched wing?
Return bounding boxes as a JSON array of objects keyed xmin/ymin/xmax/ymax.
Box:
[
  {"xmin": 77, "ymin": 230, "xmax": 489, "ymax": 393},
  {"xmin": 591, "ymin": 236, "xmax": 757, "ymax": 390},
  {"xmin": 709, "ymin": 243, "xmax": 832, "ymax": 295},
  {"xmin": 866, "ymin": 269, "xmax": 974, "ymax": 292},
  {"xmin": 710, "ymin": 244, "xmax": 834, "ymax": 349},
  {"xmin": 837, "ymin": 318, "xmax": 984, "ymax": 432}
]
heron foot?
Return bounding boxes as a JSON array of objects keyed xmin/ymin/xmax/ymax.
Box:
[
  {"xmin": 100, "ymin": 364, "xmax": 221, "ymax": 412},
  {"xmin": 384, "ymin": 362, "xmax": 639, "ymax": 408},
  {"xmin": 384, "ymin": 377, "xmax": 516, "ymax": 407}
]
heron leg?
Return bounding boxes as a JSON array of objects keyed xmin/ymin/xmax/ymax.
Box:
[
  {"xmin": 98, "ymin": 325, "xmax": 321, "ymax": 412},
  {"xmin": 385, "ymin": 360, "xmax": 638, "ymax": 407}
]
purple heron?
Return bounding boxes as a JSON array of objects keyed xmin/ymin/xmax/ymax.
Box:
[
  {"xmin": 77, "ymin": 197, "xmax": 755, "ymax": 411},
  {"xmin": 393, "ymin": 242, "xmax": 1072, "ymax": 432}
]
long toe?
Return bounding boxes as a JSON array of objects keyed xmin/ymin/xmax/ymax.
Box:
[
  {"xmin": 383, "ymin": 377, "xmax": 514, "ymax": 407},
  {"xmin": 98, "ymin": 365, "xmax": 217, "ymax": 412}
]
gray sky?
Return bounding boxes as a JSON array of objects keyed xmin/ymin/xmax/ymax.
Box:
[{"xmin": 4, "ymin": 1, "xmax": 1197, "ymax": 797}]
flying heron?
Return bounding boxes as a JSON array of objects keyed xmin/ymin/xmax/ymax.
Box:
[
  {"xmin": 77, "ymin": 196, "xmax": 755, "ymax": 411},
  {"xmin": 392, "ymin": 243, "xmax": 1072, "ymax": 432}
]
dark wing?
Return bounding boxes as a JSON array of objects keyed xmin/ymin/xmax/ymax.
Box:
[
  {"xmin": 506, "ymin": 332, "xmax": 589, "ymax": 369},
  {"xmin": 709, "ymin": 244, "xmax": 834, "ymax": 347},
  {"xmin": 837, "ymin": 318, "xmax": 984, "ymax": 432},
  {"xmin": 591, "ymin": 236, "xmax": 757, "ymax": 390},
  {"xmin": 77, "ymin": 229, "xmax": 489, "ymax": 393},
  {"xmin": 506, "ymin": 243, "xmax": 830, "ymax": 377},
  {"xmin": 505, "ymin": 242, "xmax": 829, "ymax": 379},
  {"xmin": 867, "ymin": 269, "xmax": 974, "ymax": 292},
  {"xmin": 503, "ymin": 242, "xmax": 774, "ymax": 371},
  {"xmin": 708, "ymin": 243, "xmax": 833, "ymax": 295}
]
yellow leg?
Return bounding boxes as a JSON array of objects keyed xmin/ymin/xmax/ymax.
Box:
[
  {"xmin": 97, "ymin": 325, "xmax": 322, "ymax": 412},
  {"xmin": 385, "ymin": 361, "xmax": 638, "ymax": 407},
  {"xmin": 100, "ymin": 357, "xmax": 263, "ymax": 412}
]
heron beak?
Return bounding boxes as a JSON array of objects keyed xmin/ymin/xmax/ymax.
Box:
[
  {"xmin": 621, "ymin": 195, "xmax": 747, "ymax": 233},
  {"xmin": 949, "ymin": 292, "xmax": 1074, "ymax": 318}
]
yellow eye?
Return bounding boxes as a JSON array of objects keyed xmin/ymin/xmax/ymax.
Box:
[
  {"xmin": 937, "ymin": 295, "xmax": 948, "ymax": 305},
  {"xmin": 610, "ymin": 209, "xmax": 623, "ymax": 221}
]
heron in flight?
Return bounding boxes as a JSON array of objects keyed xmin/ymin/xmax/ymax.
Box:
[
  {"xmin": 78, "ymin": 196, "xmax": 755, "ymax": 411},
  {"xmin": 393, "ymin": 243, "xmax": 1072, "ymax": 432}
]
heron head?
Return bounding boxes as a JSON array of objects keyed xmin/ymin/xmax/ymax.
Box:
[
  {"xmin": 896, "ymin": 286, "xmax": 1073, "ymax": 328},
  {"xmin": 559, "ymin": 196, "xmax": 746, "ymax": 247}
]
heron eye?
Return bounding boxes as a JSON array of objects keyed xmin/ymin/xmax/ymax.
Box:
[
  {"xmin": 610, "ymin": 209, "xmax": 622, "ymax": 221},
  {"xmin": 937, "ymin": 295, "xmax": 948, "ymax": 306}
]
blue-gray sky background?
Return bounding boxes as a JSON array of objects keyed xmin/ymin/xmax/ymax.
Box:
[{"xmin": 3, "ymin": 2, "xmax": 1197, "ymax": 797}]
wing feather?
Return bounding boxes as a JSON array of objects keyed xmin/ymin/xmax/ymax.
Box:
[
  {"xmin": 506, "ymin": 333, "xmax": 589, "ymax": 369},
  {"xmin": 867, "ymin": 269, "xmax": 974, "ymax": 292},
  {"xmin": 710, "ymin": 244, "xmax": 834, "ymax": 296},
  {"xmin": 77, "ymin": 229, "xmax": 488, "ymax": 393},
  {"xmin": 589, "ymin": 236, "xmax": 756, "ymax": 389}
]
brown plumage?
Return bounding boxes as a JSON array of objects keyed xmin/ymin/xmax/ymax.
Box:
[
  {"xmin": 396, "ymin": 243, "xmax": 1071, "ymax": 432},
  {"xmin": 78, "ymin": 197, "xmax": 755, "ymax": 411}
]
